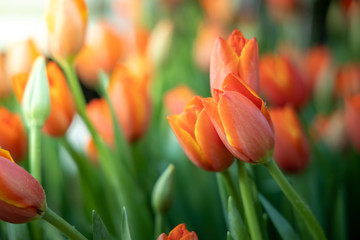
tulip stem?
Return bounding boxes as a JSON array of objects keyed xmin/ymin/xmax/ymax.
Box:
[
  {"xmin": 154, "ymin": 212, "xmax": 165, "ymax": 238},
  {"xmin": 42, "ymin": 208, "xmax": 87, "ymax": 240},
  {"xmin": 264, "ymin": 158, "xmax": 326, "ymax": 240},
  {"xmin": 29, "ymin": 125, "xmax": 42, "ymax": 183},
  {"xmin": 238, "ymin": 161, "xmax": 262, "ymax": 240}
]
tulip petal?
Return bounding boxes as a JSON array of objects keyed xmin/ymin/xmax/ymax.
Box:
[{"xmin": 239, "ymin": 38, "xmax": 259, "ymax": 93}]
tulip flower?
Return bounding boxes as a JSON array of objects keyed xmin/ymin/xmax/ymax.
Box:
[
  {"xmin": 335, "ymin": 63, "xmax": 360, "ymax": 99},
  {"xmin": 108, "ymin": 64, "xmax": 151, "ymax": 142},
  {"xmin": 157, "ymin": 223, "xmax": 198, "ymax": 240},
  {"xmin": 12, "ymin": 61, "xmax": 75, "ymax": 137},
  {"xmin": 210, "ymin": 29, "xmax": 260, "ymax": 96},
  {"xmin": 164, "ymin": 85, "xmax": 197, "ymax": 115},
  {"xmin": 45, "ymin": 0, "xmax": 87, "ymax": 58},
  {"xmin": 199, "ymin": 0, "xmax": 234, "ymax": 24},
  {"xmin": 0, "ymin": 54, "xmax": 12, "ymax": 98},
  {"xmin": 168, "ymin": 96, "xmax": 234, "ymax": 171},
  {"xmin": 0, "ymin": 149, "xmax": 46, "ymax": 223},
  {"xmin": 75, "ymin": 20, "xmax": 124, "ymax": 88},
  {"xmin": 345, "ymin": 94, "xmax": 360, "ymax": 152},
  {"xmin": 269, "ymin": 105, "xmax": 310, "ymax": 173},
  {"xmin": 0, "ymin": 108, "xmax": 28, "ymax": 162},
  {"xmin": 203, "ymin": 73, "xmax": 274, "ymax": 163},
  {"xmin": 259, "ymin": 54, "xmax": 308, "ymax": 108}
]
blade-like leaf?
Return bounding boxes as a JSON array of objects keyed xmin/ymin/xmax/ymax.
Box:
[
  {"xmin": 121, "ymin": 207, "xmax": 133, "ymax": 240},
  {"xmin": 93, "ymin": 210, "xmax": 111, "ymax": 240},
  {"xmin": 228, "ymin": 197, "xmax": 249, "ymax": 240}
]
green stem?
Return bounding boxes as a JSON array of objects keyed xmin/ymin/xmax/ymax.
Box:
[
  {"xmin": 154, "ymin": 212, "xmax": 165, "ymax": 238},
  {"xmin": 238, "ymin": 161, "xmax": 262, "ymax": 240},
  {"xmin": 264, "ymin": 159, "xmax": 326, "ymax": 240},
  {"xmin": 42, "ymin": 208, "xmax": 87, "ymax": 240},
  {"xmin": 29, "ymin": 125, "xmax": 42, "ymax": 183}
]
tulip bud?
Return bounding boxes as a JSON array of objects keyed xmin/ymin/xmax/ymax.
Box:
[
  {"xmin": 345, "ymin": 94, "xmax": 360, "ymax": 152},
  {"xmin": 0, "ymin": 54, "xmax": 12, "ymax": 98},
  {"xmin": 0, "ymin": 149, "xmax": 46, "ymax": 223},
  {"xmin": 335, "ymin": 63, "xmax": 360, "ymax": 99},
  {"xmin": 163, "ymin": 85, "xmax": 197, "ymax": 115},
  {"xmin": 269, "ymin": 105, "xmax": 310, "ymax": 173},
  {"xmin": 45, "ymin": 0, "xmax": 87, "ymax": 58},
  {"xmin": 22, "ymin": 57, "xmax": 50, "ymax": 127},
  {"xmin": 157, "ymin": 223, "xmax": 198, "ymax": 240},
  {"xmin": 152, "ymin": 164, "xmax": 175, "ymax": 214},
  {"xmin": 0, "ymin": 107, "xmax": 28, "ymax": 162}
]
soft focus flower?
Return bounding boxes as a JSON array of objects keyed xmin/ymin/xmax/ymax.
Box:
[
  {"xmin": 203, "ymin": 73, "xmax": 274, "ymax": 163},
  {"xmin": 164, "ymin": 85, "xmax": 197, "ymax": 115},
  {"xmin": 210, "ymin": 29, "xmax": 260, "ymax": 96},
  {"xmin": 259, "ymin": 54, "xmax": 308, "ymax": 108},
  {"xmin": 157, "ymin": 223, "xmax": 198, "ymax": 240},
  {"xmin": 0, "ymin": 149, "xmax": 46, "ymax": 223},
  {"xmin": 75, "ymin": 20, "xmax": 124, "ymax": 88},
  {"xmin": 108, "ymin": 64, "xmax": 151, "ymax": 142},
  {"xmin": 13, "ymin": 61, "xmax": 75, "ymax": 136},
  {"xmin": 345, "ymin": 94, "xmax": 360, "ymax": 152},
  {"xmin": 45, "ymin": 0, "xmax": 87, "ymax": 58},
  {"xmin": 168, "ymin": 96, "xmax": 234, "ymax": 171},
  {"xmin": 0, "ymin": 54, "xmax": 12, "ymax": 98},
  {"xmin": 0, "ymin": 108, "xmax": 28, "ymax": 162},
  {"xmin": 335, "ymin": 63, "xmax": 360, "ymax": 99},
  {"xmin": 199, "ymin": 0, "xmax": 234, "ymax": 24},
  {"xmin": 269, "ymin": 105, "xmax": 310, "ymax": 173}
]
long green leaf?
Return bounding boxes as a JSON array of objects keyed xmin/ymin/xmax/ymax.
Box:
[{"xmin": 93, "ymin": 210, "xmax": 111, "ymax": 240}]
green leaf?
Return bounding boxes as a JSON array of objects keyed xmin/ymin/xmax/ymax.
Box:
[
  {"xmin": 228, "ymin": 197, "xmax": 249, "ymax": 240},
  {"xmin": 259, "ymin": 194, "xmax": 300, "ymax": 240},
  {"xmin": 93, "ymin": 210, "xmax": 111, "ymax": 240},
  {"xmin": 121, "ymin": 207, "xmax": 133, "ymax": 240}
]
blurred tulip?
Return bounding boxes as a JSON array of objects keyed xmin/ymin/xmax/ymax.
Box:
[
  {"xmin": 269, "ymin": 105, "xmax": 310, "ymax": 173},
  {"xmin": 199, "ymin": 0, "xmax": 234, "ymax": 24},
  {"xmin": 75, "ymin": 20, "xmax": 124, "ymax": 88},
  {"xmin": 335, "ymin": 63, "xmax": 360, "ymax": 99},
  {"xmin": 0, "ymin": 54, "xmax": 12, "ymax": 98},
  {"xmin": 193, "ymin": 22, "xmax": 225, "ymax": 71},
  {"xmin": 168, "ymin": 96, "xmax": 234, "ymax": 171},
  {"xmin": 157, "ymin": 223, "xmax": 198, "ymax": 240},
  {"xmin": 108, "ymin": 64, "xmax": 151, "ymax": 142},
  {"xmin": 12, "ymin": 61, "xmax": 75, "ymax": 136},
  {"xmin": 265, "ymin": 0, "xmax": 298, "ymax": 22},
  {"xmin": 203, "ymin": 73, "xmax": 274, "ymax": 163},
  {"xmin": 45, "ymin": 0, "xmax": 87, "ymax": 58},
  {"xmin": 0, "ymin": 108, "xmax": 28, "ymax": 162},
  {"xmin": 210, "ymin": 29, "xmax": 260, "ymax": 96},
  {"xmin": 0, "ymin": 149, "xmax": 46, "ymax": 223},
  {"xmin": 164, "ymin": 85, "xmax": 197, "ymax": 115},
  {"xmin": 259, "ymin": 54, "xmax": 308, "ymax": 108},
  {"xmin": 345, "ymin": 94, "xmax": 360, "ymax": 152},
  {"xmin": 5, "ymin": 39, "xmax": 40, "ymax": 81}
]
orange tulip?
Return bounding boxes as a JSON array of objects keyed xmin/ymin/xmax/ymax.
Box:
[
  {"xmin": 203, "ymin": 73, "xmax": 274, "ymax": 163},
  {"xmin": 157, "ymin": 223, "xmax": 198, "ymax": 240},
  {"xmin": 345, "ymin": 94, "xmax": 360, "ymax": 152},
  {"xmin": 0, "ymin": 149, "xmax": 46, "ymax": 223},
  {"xmin": 0, "ymin": 54, "xmax": 12, "ymax": 98},
  {"xmin": 0, "ymin": 108, "xmax": 28, "ymax": 162},
  {"xmin": 168, "ymin": 96, "xmax": 234, "ymax": 171},
  {"xmin": 12, "ymin": 61, "xmax": 75, "ymax": 137},
  {"xmin": 164, "ymin": 85, "xmax": 197, "ymax": 115},
  {"xmin": 75, "ymin": 20, "xmax": 124, "ymax": 88},
  {"xmin": 269, "ymin": 106, "xmax": 310, "ymax": 173},
  {"xmin": 199, "ymin": 0, "xmax": 234, "ymax": 24},
  {"xmin": 108, "ymin": 64, "xmax": 151, "ymax": 142},
  {"xmin": 46, "ymin": 0, "xmax": 87, "ymax": 58},
  {"xmin": 335, "ymin": 63, "xmax": 360, "ymax": 99},
  {"xmin": 259, "ymin": 54, "xmax": 308, "ymax": 108},
  {"xmin": 210, "ymin": 29, "xmax": 260, "ymax": 96}
]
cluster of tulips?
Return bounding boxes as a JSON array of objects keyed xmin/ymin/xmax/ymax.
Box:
[{"xmin": 0, "ymin": 0, "xmax": 360, "ymax": 239}]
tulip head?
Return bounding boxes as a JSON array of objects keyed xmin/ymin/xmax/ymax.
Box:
[
  {"xmin": 164, "ymin": 85, "xmax": 197, "ymax": 115},
  {"xmin": 203, "ymin": 73, "xmax": 274, "ymax": 163},
  {"xmin": 0, "ymin": 108, "xmax": 28, "ymax": 162},
  {"xmin": 157, "ymin": 223, "xmax": 198, "ymax": 240},
  {"xmin": 335, "ymin": 63, "xmax": 360, "ymax": 99},
  {"xmin": 168, "ymin": 96, "xmax": 234, "ymax": 171},
  {"xmin": 210, "ymin": 29, "xmax": 260, "ymax": 96},
  {"xmin": 0, "ymin": 149, "xmax": 46, "ymax": 223},
  {"xmin": 345, "ymin": 94, "xmax": 360, "ymax": 152},
  {"xmin": 46, "ymin": 0, "xmax": 87, "ymax": 59},
  {"xmin": 152, "ymin": 164, "xmax": 175, "ymax": 214},
  {"xmin": 269, "ymin": 105, "xmax": 310, "ymax": 173},
  {"xmin": 0, "ymin": 54, "xmax": 12, "ymax": 98}
]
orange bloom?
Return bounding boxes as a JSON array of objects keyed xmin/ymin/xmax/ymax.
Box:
[
  {"xmin": 12, "ymin": 61, "xmax": 75, "ymax": 137},
  {"xmin": 335, "ymin": 63, "xmax": 360, "ymax": 99},
  {"xmin": 345, "ymin": 94, "xmax": 360, "ymax": 152},
  {"xmin": 210, "ymin": 29, "xmax": 260, "ymax": 96},
  {"xmin": 0, "ymin": 149, "xmax": 46, "ymax": 223},
  {"xmin": 164, "ymin": 85, "xmax": 197, "ymax": 115},
  {"xmin": 157, "ymin": 223, "xmax": 198, "ymax": 240},
  {"xmin": 46, "ymin": 0, "xmax": 87, "ymax": 58},
  {"xmin": 168, "ymin": 96, "xmax": 234, "ymax": 171},
  {"xmin": 108, "ymin": 64, "xmax": 151, "ymax": 142},
  {"xmin": 0, "ymin": 54, "xmax": 12, "ymax": 98},
  {"xmin": 75, "ymin": 20, "xmax": 124, "ymax": 88},
  {"xmin": 259, "ymin": 54, "xmax": 308, "ymax": 108},
  {"xmin": 269, "ymin": 106, "xmax": 310, "ymax": 173},
  {"xmin": 199, "ymin": 0, "xmax": 234, "ymax": 24},
  {"xmin": 203, "ymin": 73, "xmax": 274, "ymax": 163},
  {"xmin": 0, "ymin": 108, "xmax": 28, "ymax": 162}
]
